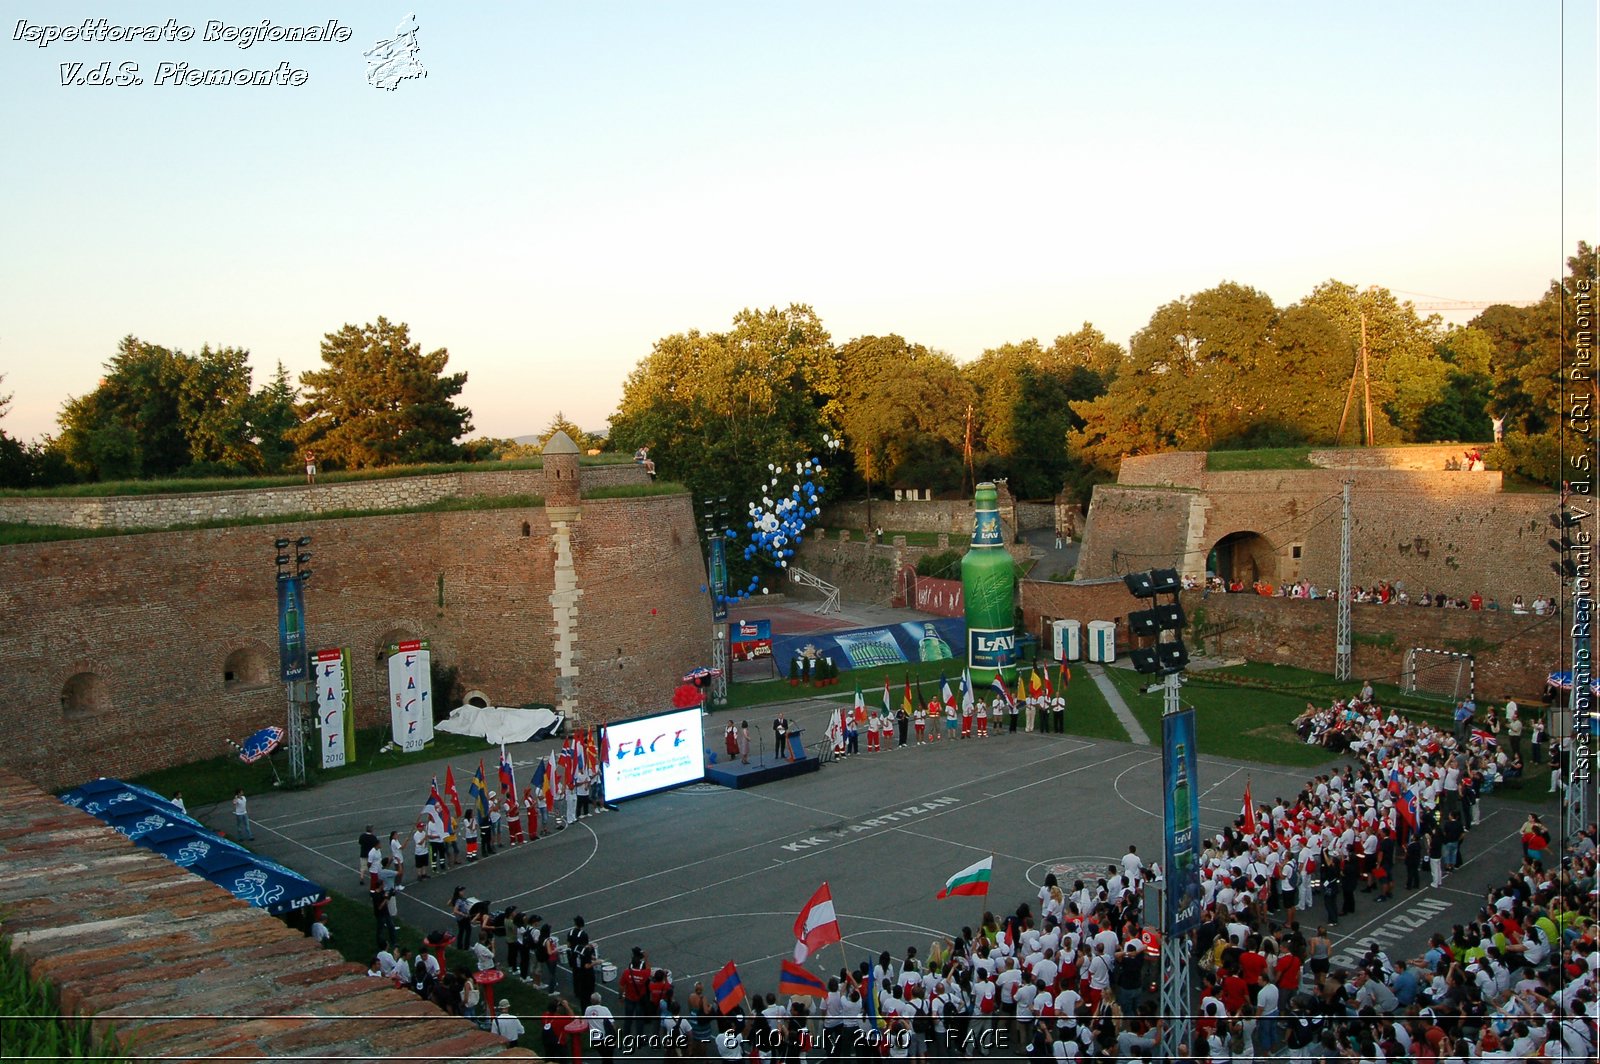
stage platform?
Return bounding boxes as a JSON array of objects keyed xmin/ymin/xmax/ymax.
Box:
[{"xmin": 705, "ymin": 754, "xmax": 821, "ymax": 789}]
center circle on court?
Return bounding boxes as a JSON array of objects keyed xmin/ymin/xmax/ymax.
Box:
[{"xmin": 1025, "ymin": 857, "xmax": 1123, "ymax": 888}]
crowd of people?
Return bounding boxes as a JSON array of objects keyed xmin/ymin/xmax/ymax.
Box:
[
  {"xmin": 330, "ymin": 684, "xmax": 1595, "ymax": 1061},
  {"xmin": 1201, "ymin": 577, "xmax": 1554, "ymax": 615}
]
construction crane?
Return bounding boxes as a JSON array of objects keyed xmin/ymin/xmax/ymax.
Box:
[{"xmin": 1394, "ymin": 289, "xmax": 1539, "ymax": 314}]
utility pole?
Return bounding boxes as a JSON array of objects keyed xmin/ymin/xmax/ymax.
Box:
[
  {"xmin": 864, "ymin": 444, "xmax": 873, "ymax": 537},
  {"xmin": 1335, "ymin": 289, "xmax": 1377, "ymax": 447},
  {"xmin": 962, "ymin": 403, "xmax": 975, "ymax": 494},
  {"xmin": 1335, "ymin": 480, "xmax": 1353, "ymax": 681}
]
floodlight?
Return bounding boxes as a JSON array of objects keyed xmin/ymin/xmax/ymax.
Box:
[
  {"xmin": 1148, "ymin": 569, "xmax": 1181, "ymax": 595},
  {"xmin": 1124, "ymin": 572, "xmax": 1155, "ymax": 598}
]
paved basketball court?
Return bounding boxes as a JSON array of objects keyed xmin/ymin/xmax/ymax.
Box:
[{"xmin": 213, "ymin": 689, "xmax": 1545, "ymax": 1004}]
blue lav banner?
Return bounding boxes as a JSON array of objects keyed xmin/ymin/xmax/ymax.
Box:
[
  {"xmin": 277, "ymin": 575, "xmax": 306, "ymax": 682},
  {"xmin": 1162, "ymin": 708, "xmax": 1203, "ymax": 936}
]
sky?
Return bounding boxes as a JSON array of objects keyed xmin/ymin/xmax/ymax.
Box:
[{"xmin": 0, "ymin": 1, "xmax": 1595, "ymax": 445}]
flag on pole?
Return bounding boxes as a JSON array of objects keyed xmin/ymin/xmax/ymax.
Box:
[
  {"xmin": 940, "ymin": 674, "xmax": 957, "ymax": 712},
  {"xmin": 989, "ymin": 674, "xmax": 1014, "ymax": 707},
  {"xmin": 443, "ymin": 765, "xmax": 463, "ymax": 818},
  {"xmin": 864, "ymin": 968, "xmax": 883, "ymax": 1031},
  {"xmin": 542, "ymin": 753, "xmax": 556, "ymax": 812},
  {"xmin": 882, "ymin": 677, "xmax": 893, "ymax": 718},
  {"xmin": 901, "ymin": 677, "xmax": 914, "ymax": 716},
  {"xmin": 1397, "ymin": 786, "xmax": 1419, "ymax": 831},
  {"xmin": 498, "ymin": 744, "xmax": 517, "ymax": 803},
  {"xmin": 779, "ymin": 959, "xmax": 829, "ymax": 998},
  {"xmin": 793, "ymin": 882, "xmax": 842, "ymax": 962},
  {"xmin": 1015, "ymin": 674, "xmax": 1027, "ymax": 704},
  {"xmin": 1028, "ymin": 666, "xmax": 1043, "ymax": 698},
  {"xmin": 854, "ymin": 685, "xmax": 867, "ymax": 724},
  {"xmin": 469, "ymin": 759, "xmax": 490, "ymax": 820},
  {"xmin": 936, "ymin": 855, "xmax": 994, "ymax": 899},
  {"xmin": 1043, "ymin": 663, "xmax": 1055, "ymax": 698},
  {"xmin": 1241, "ymin": 779, "xmax": 1257, "ymax": 835},
  {"xmin": 712, "ymin": 961, "xmax": 746, "ymax": 1013},
  {"xmin": 915, "ymin": 676, "xmax": 929, "ymax": 710},
  {"xmin": 424, "ymin": 777, "xmax": 453, "ymax": 835},
  {"xmin": 960, "ymin": 669, "xmax": 975, "ymax": 713}
]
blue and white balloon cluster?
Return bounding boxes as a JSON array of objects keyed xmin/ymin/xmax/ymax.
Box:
[{"xmin": 725, "ymin": 434, "xmax": 842, "ymax": 601}]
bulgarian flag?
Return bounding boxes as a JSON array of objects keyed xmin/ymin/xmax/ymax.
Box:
[{"xmin": 936, "ymin": 856, "xmax": 994, "ymax": 900}]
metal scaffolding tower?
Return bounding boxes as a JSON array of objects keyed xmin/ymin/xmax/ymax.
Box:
[
  {"xmin": 1335, "ymin": 480, "xmax": 1353, "ymax": 681},
  {"xmin": 1157, "ymin": 670, "xmax": 1193, "ymax": 1060}
]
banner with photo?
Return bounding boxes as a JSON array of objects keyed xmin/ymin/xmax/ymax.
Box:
[
  {"xmin": 1162, "ymin": 708, "xmax": 1203, "ymax": 935},
  {"xmin": 729, "ymin": 619, "xmax": 773, "ymax": 663},
  {"xmin": 386, "ymin": 639, "xmax": 434, "ymax": 752},
  {"xmin": 769, "ymin": 617, "xmax": 965, "ymax": 673},
  {"xmin": 277, "ymin": 575, "xmax": 307, "ymax": 682},
  {"xmin": 314, "ymin": 647, "xmax": 353, "ymax": 769}
]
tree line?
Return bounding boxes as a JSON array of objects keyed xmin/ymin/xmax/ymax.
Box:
[{"xmin": 2, "ymin": 243, "xmax": 1589, "ymax": 500}]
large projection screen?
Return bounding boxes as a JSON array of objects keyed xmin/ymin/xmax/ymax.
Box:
[{"xmin": 601, "ymin": 707, "xmax": 706, "ymax": 802}]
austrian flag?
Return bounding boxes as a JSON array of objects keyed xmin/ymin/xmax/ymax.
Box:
[
  {"xmin": 936, "ymin": 856, "xmax": 993, "ymax": 899},
  {"xmin": 793, "ymin": 882, "xmax": 842, "ymax": 962}
]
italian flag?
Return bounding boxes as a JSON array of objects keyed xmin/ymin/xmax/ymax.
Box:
[{"xmin": 935, "ymin": 855, "xmax": 993, "ymax": 899}]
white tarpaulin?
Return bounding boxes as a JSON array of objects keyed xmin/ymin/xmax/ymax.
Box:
[{"xmin": 436, "ymin": 705, "xmax": 564, "ymax": 745}]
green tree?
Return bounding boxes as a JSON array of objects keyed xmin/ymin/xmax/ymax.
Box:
[
  {"xmin": 177, "ymin": 344, "xmax": 256, "ymax": 469},
  {"xmin": 539, "ymin": 411, "xmax": 590, "ymax": 450},
  {"xmin": 0, "ymin": 376, "xmax": 25, "ymax": 488},
  {"xmin": 58, "ymin": 337, "xmax": 186, "ymax": 478},
  {"xmin": 835, "ymin": 335, "xmax": 971, "ymax": 495},
  {"xmin": 1475, "ymin": 241, "xmax": 1598, "ymax": 484},
  {"xmin": 248, "ymin": 362, "xmax": 301, "ymax": 474},
  {"xmin": 290, "ymin": 318, "xmax": 472, "ymax": 469}
]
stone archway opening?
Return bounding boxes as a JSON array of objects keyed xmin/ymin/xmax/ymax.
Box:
[{"xmin": 1208, "ymin": 531, "xmax": 1279, "ymax": 587}]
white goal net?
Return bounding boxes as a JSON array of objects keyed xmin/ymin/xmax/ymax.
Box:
[{"xmin": 1402, "ymin": 647, "xmax": 1475, "ymax": 703}]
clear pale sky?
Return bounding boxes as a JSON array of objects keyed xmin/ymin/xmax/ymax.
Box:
[{"xmin": 0, "ymin": 1, "xmax": 1594, "ymax": 445}]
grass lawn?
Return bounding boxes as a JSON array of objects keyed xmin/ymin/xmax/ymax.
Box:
[
  {"xmin": 121, "ymin": 727, "xmax": 504, "ymax": 809},
  {"xmin": 1062, "ymin": 669, "xmax": 1131, "ymax": 743},
  {"xmin": 0, "ymin": 937, "xmax": 131, "ymax": 1061},
  {"xmin": 1191, "ymin": 662, "xmax": 1459, "ymax": 721},
  {"xmin": 1205, "ymin": 448, "xmax": 1316, "ymax": 471},
  {"xmin": 1101, "ymin": 666, "xmax": 1332, "ymax": 767}
]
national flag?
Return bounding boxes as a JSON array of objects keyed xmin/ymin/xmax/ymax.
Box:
[
  {"xmin": 1060, "ymin": 662, "xmax": 1071, "ymax": 687},
  {"xmin": 1029, "ymin": 666, "xmax": 1044, "ymax": 698},
  {"xmin": 960, "ymin": 669, "xmax": 975, "ymax": 713},
  {"xmin": 424, "ymin": 778, "xmax": 453, "ymax": 835},
  {"xmin": 915, "ymin": 676, "xmax": 928, "ymax": 711},
  {"xmin": 1397, "ymin": 787, "xmax": 1419, "ymax": 831},
  {"xmin": 1386, "ymin": 768, "xmax": 1403, "ymax": 795},
  {"xmin": 443, "ymin": 765, "xmax": 463, "ymax": 818},
  {"xmin": 1043, "ymin": 663, "xmax": 1055, "ymax": 698},
  {"xmin": 901, "ymin": 677, "xmax": 914, "ymax": 716},
  {"xmin": 1469, "ymin": 728, "xmax": 1497, "ymax": 748},
  {"xmin": 599, "ymin": 726, "xmax": 610, "ymax": 766},
  {"xmin": 1015, "ymin": 674, "xmax": 1027, "ymax": 704},
  {"xmin": 542, "ymin": 753, "xmax": 555, "ymax": 811},
  {"xmin": 779, "ymin": 959, "xmax": 828, "ymax": 998},
  {"xmin": 940, "ymin": 674, "xmax": 957, "ymax": 712},
  {"xmin": 853, "ymin": 686, "xmax": 867, "ymax": 724},
  {"xmin": 470, "ymin": 759, "xmax": 490, "ymax": 820},
  {"xmin": 793, "ymin": 882, "xmax": 842, "ymax": 962},
  {"xmin": 989, "ymin": 674, "xmax": 1014, "ymax": 707},
  {"xmin": 882, "ymin": 677, "xmax": 893, "ymax": 718},
  {"xmin": 936, "ymin": 855, "xmax": 994, "ymax": 899},
  {"xmin": 712, "ymin": 961, "xmax": 746, "ymax": 1013},
  {"xmin": 1241, "ymin": 779, "xmax": 1258, "ymax": 835},
  {"xmin": 583, "ymin": 728, "xmax": 600, "ymax": 772},
  {"xmin": 498, "ymin": 744, "xmax": 517, "ymax": 803}
]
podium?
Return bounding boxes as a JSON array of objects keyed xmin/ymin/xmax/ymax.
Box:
[
  {"xmin": 785, "ymin": 728, "xmax": 806, "ymax": 761},
  {"xmin": 706, "ymin": 727, "xmax": 820, "ymax": 790}
]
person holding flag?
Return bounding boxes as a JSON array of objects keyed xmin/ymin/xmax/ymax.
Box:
[
  {"xmin": 499, "ymin": 746, "xmax": 522, "ymax": 846},
  {"xmin": 792, "ymin": 883, "xmax": 842, "ymax": 963}
]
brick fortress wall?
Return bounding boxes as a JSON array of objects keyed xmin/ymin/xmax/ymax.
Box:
[
  {"xmin": 1019, "ymin": 580, "xmax": 1559, "ymax": 700},
  {"xmin": 1, "ymin": 492, "xmax": 710, "ymax": 791},
  {"xmin": 1076, "ymin": 451, "xmax": 1559, "ymax": 607}
]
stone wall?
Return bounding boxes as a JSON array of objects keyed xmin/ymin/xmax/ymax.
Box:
[
  {"xmin": 1077, "ymin": 454, "xmax": 1558, "ymax": 607},
  {"xmin": 0, "ymin": 463, "xmax": 648, "ymax": 530},
  {"xmin": 0, "ymin": 493, "xmax": 709, "ymax": 791},
  {"xmin": 1018, "ymin": 579, "xmax": 1559, "ymax": 701},
  {"xmin": 824, "ymin": 483, "xmax": 1026, "ymax": 541},
  {"xmin": 1307, "ymin": 444, "xmax": 1477, "ymax": 471}
]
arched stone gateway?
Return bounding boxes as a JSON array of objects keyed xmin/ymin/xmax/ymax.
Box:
[{"xmin": 1208, "ymin": 530, "xmax": 1278, "ymax": 587}]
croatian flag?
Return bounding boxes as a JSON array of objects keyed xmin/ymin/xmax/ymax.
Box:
[
  {"xmin": 793, "ymin": 882, "xmax": 842, "ymax": 962},
  {"xmin": 989, "ymin": 674, "xmax": 1014, "ymax": 707}
]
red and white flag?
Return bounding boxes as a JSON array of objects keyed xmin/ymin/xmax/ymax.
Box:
[
  {"xmin": 793, "ymin": 882, "xmax": 842, "ymax": 962},
  {"xmin": 1241, "ymin": 779, "xmax": 1258, "ymax": 836}
]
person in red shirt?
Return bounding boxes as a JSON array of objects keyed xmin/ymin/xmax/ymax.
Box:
[
  {"xmin": 1218, "ymin": 963, "xmax": 1250, "ymax": 1017},
  {"xmin": 1273, "ymin": 949, "xmax": 1302, "ymax": 994}
]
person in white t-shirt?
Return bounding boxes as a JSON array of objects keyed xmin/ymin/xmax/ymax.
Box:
[{"xmin": 1122, "ymin": 845, "xmax": 1144, "ymax": 884}]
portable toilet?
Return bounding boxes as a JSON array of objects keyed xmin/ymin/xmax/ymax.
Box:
[
  {"xmin": 1087, "ymin": 620, "xmax": 1117, "ymax": 663},
  {"xmin": 1052, "ymin": 619, "xmax": 1082, "ymax": 662}
]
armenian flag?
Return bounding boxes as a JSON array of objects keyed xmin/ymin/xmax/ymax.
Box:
[
  {"xmin": 712, "ymin": 961, "xmax": 745, "ymax": 1013},
  {"xmin": 779, "ymin": 959, "xmax": 828, "ymax": 998}
]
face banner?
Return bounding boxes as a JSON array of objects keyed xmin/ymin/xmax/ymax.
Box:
[
  {"xmin": 386, "ymin": 639, "xmax": 434, "ymax": 752},
  {"xmin": 314, "ymin": 647, "xmax": 353, "ymax": 769},
  {"xmin": 1163, "ymin": 708, "xmax": 1203, "ymax": 935}
]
